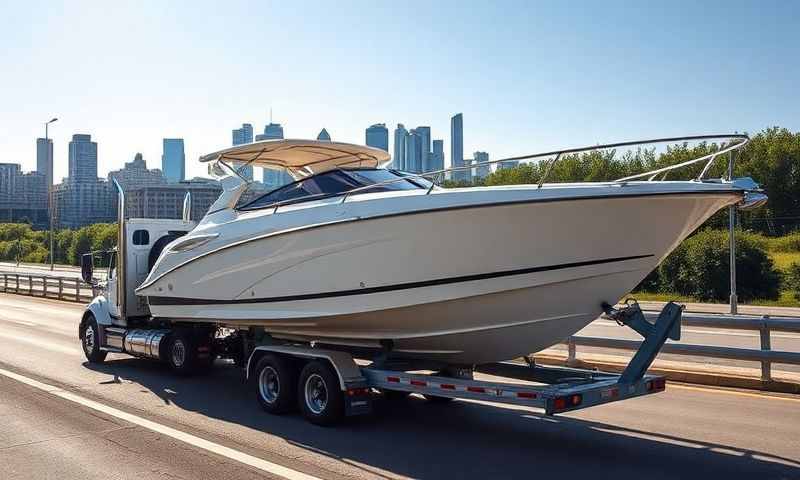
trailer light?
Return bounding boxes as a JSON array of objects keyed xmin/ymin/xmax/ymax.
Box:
[
  {"xmin": 570, "ymin": 394, "xmax": 582, "ymax": 406},
  {"xmin": 649, "ymin": 378, "xmax": 666, "ymax": 391},
  {"xmin": 467, "ymin": 386, "xmax": 486, "ymax": 393},
  {"xmin": 601, "ymin": 388, "xmax": 619, "ymax": 399},
  {"xmin": 440, "ymin": 383, "xmax": 456, "ymax": 390},
  {"xmin": 410, "ymin": 379, "xmax": 427, "ymax": 387},
  {"xmin": 346, "ymin": 387, "xmax": 369, "ymax": 396},
  {"xmin": 387, "ymin": 376, "xmax": 400, "ymax": 383},
  {"xmin": 553, "ymin": 397, "xmax": 567, "ymax": 410},
  {"xmin": 516, "ymin": 392, "xmax": 536, "ymax": 399}
]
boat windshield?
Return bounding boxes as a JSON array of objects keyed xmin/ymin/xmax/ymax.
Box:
[{"xmin": 239, "ymin": 168, "xmax": 431, "ymax": 211}]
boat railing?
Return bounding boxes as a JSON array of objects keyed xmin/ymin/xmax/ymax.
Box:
[
  {"xmin": 246, "ymin": 134, "xmax": 750, "ymax": 213},
  {"xmin": 335, "ymin": 134, "xmax": 750, "ymax": 204}
]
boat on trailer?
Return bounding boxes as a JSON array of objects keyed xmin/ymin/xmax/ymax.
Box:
[{"xmin": 135, "ymin": 135, "xmax": 764, "ymax": 365}]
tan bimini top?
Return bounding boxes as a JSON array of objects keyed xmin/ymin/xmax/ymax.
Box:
[{"xmin": 200, "ymin": 139, "xmax": 392, "ymax": 178}]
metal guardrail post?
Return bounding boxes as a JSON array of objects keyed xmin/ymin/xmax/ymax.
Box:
[
  {"xmin": 2, "ymin": 273, "xmax": 5, "ymax": 292},
  {"xmin": 29, "ymin": 275, "xmax": 33, "ymax": 295},
  {"xmin": 43, "ymin": 276, "xmax": 48, "ymax": 297},
  {"xmin": 15, "ymin": 274, "xmax": 19, "ymax": 293},
  {"xmin": 58, "ymin": 278, "xmax": 63, "ymax": 300},
  {"xmin": 567, "ymin": 337, "xmax": 578, "ymax": 366},
  {"xmin": 75, "ymin": 278, "xmax": 80, "ymax": 300},
  {"xmin": 760, "ymin": 315, "xmax": 772, "ymax": 382}
]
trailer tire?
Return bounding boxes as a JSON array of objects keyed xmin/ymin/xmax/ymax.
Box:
[
  {"xmin": 298, "ymin": 360, "xmax": 344, "ymax": 426},
  {"xmin": 253, "ymin": 354, "xmax": 297, "ymax": 414},
  {"xmin": 165, "ymin": 331, "xmax": 198, "ymax": 375},
  {"xmin": 381, "ymin": 390, "xmax": 410, "ymax": 401},
  {"xmin": 80, "ymin": 314, "xmax": 107, "ymax": 364}
]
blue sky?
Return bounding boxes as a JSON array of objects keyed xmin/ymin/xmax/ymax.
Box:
[{"xmin": 1, "ymin": 0, "xmax": 798, "ymax": 180}]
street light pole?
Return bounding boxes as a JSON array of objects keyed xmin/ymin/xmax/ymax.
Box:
[
  {"xmin": 728, "ymin": 150, "xmax": 738, "ymax": 315},
  {"xmin": 45, "ymin": 117, "xmax": 58, "ymax": 271}
]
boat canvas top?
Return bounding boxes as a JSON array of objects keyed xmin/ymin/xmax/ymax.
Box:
[{"xmin": 200, "ymin": 139, "xmax": 391, "ymax": 178}]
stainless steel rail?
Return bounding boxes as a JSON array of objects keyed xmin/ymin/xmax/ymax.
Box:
[
  {"xmin": 241, "ymin": 133, "xmax": 752, "ymax": 213},
  {"xmin": 564, "ymin": 311, "xmax": 800, "ymax": 382}
]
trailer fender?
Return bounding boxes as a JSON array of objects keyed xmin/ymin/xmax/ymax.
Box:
[{"xmin": 246, "ymin": 345, "xmax": 364, "ymax": 391}]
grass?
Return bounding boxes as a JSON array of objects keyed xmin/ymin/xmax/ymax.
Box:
[{"xmin": 770, "ymin": 251, "xmax": 800, "ymax": 271}]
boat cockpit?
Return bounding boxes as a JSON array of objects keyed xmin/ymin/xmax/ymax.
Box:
[{"xmin": 239, "ymin": 168, "xmax": 433, "ymax": 211}]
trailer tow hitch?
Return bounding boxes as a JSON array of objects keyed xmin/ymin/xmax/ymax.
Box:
[{"xmin": 602, "ymin": 300, "xmax": 683, "ymax": 384}]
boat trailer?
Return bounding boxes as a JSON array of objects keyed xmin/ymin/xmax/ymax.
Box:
[{"xmin": 245, "ymin": 301, "xmax": 682, "ymax": 423}]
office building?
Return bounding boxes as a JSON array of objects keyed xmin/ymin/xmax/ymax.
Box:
[
  {"xmin": 162, "ymin": 138, "xmax": 186, "ymax": 182},
  {"xmin": 317, "ymin": 128, "xmax": 331, "ymax": 141},
  {"xmin": 497, "ymin": 159, "xmax": 520, "ymax": 170},
  {"xmin": 36, "ymin": 138, "xmax": 54, "ymax": 187},
  {"xmin": 232, "ymin": 123, "xmax": 254, "ymax": 146},
  {"xmin": 256, "ymin": 123, "xmax": 284, "ymax": 141},
  {"xmin": 231, "ymin": 124, "xmax": 255, "ymax": 181},
  {"xmin": 431, "ymin": 139, "xmax": 444, "ymax": 172},
  {"xmin": 414, "ymin": 126, "xmax": 431, "ymax": 172},
  {"xmin": 365, "ymin": 123, "xmax": 389, "ymax": 151},
  {"xmin": 393, "ymin": 124, "xmax": 408, "ymax": 170},
  {"xmin": 108, "ymin": 153, "xmax": 166, "ymax": 190},
  {"xmin": 125, "ymin": 179, "xmax": 223, "ymax": 222},
  {"xmin": 68, "ymin": 134, "xmax": 98, "ymax": 183},
  {"xmin": 473, "ymin": 151, "xmax": 490, "ymax": 179},
  {"xmin": 52, "ymin": 180, "xmax": 115, "ymax": 228},
  {"xmin": 404, "ymin": 132, "xmax": 422, "ymax": 173},
  {"xmin": 450, "ymin": 114, "xmax": 465, "ymax": 181},
  {"xmin": 0, "ymin": 163, "xmax": 48, "ymax": 227}
]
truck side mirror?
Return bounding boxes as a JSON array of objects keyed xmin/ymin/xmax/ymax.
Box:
[{"xmin": 80, "ymin": 253, "xmax": 94, "ymax": 284}]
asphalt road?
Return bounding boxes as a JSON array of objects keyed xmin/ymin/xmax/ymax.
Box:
[{"xmin": 1, "ymin": 293, "xmax": 799, "ymax": 479}]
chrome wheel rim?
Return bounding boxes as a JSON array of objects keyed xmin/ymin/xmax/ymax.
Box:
[
  {"xmin": 304, "ymin": 373, "xmax": 328, "ymax": 414},
  {"xmin": 83, "ymin": 326, "xmax": 95, "ymax": 354},
  {"xmin": 172, "ymin": 339, "xmax": 186, "ymax": 367},
  {"xmin": 258, "ymin": 366, "xmax": 280, "ymax": 404}
]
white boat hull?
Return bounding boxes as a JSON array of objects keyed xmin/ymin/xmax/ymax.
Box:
[{"xmin": 139, "ymin": 184, "xmax": 740, "ymax": 364}]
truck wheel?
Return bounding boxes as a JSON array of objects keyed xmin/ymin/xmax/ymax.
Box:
[
  {"xmin": 80, "ymin": 314, "xmax": 107, "ymax": 363},
  {"xmin": 298, "ymin": 360, "xmax": 344, "ymax": 426},
  {"xmin": 253, "ymin": 354, "xmax": 297, "ymax": 414},
  {"xmin": 166, "ymin": 331, "xmax": 197, "ymax": 375}
]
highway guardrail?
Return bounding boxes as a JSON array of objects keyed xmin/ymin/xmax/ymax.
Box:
[
  {"xmin": 0, "ymin": 272, "xmax": 95, "ymax": 302},
  {"xmin": 565, "ymin": 311, "xmax": 800, "ymax": 383}
]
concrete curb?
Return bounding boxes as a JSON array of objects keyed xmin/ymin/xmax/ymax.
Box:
[{"xmin": 533, "ymin": 352, "xmax": 800, "ymax": 394}]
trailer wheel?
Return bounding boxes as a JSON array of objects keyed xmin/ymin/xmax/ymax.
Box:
[
  {"xmin": 381, "ymin": 389, "xmax": 410, "ymax": 401},
  {"xmin": 253, "ymin": 354, "xmax": 297, "ymax": 414},
  {"xmin": 298, "ymin": 360, "xmax": 344, "ymax": 426},
  {"xmin": 80, "ymin": 314, "xmax": 107, "ymax": 364},
  {"xmin": 166, "ymin": 331, "xmax": 197, "ymax": 375}
]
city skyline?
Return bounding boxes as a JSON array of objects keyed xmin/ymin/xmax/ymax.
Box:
[{"xmin": 4, "ymin": 2, "xmax": 797, "ymax": 182}]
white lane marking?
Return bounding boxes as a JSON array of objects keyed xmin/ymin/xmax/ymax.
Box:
[
  {"xmin": 0, "ymin": 331, "xmax": 82, "ymax": 356},
  {"xmin": 0, "ymin": 367, "xmax": 322, "ymax": 480},
  {"xmin": 0, "ymin": 318, "xmax": 38, "ymax": 327}
]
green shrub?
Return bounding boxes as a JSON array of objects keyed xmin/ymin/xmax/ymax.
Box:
[
  {"xmin": 786, "ymin": 263, "xmax": 800, "ymax": 300},
  {"xmin": 658, "ymin": 229, "xmax": 781, "ymax": 301}
]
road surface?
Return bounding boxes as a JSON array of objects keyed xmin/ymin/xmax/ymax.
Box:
[{"xmin": 0, "ymin": 293, "xmax": 799, "ymax": 479}]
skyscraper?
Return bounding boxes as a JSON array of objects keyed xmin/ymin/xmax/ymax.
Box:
[
  {"xmin": 450, "ymin": 114, "xmax": 464, "ymax": 181},
  {"xmin": 317, "ymin": 128, "xmax": 331, "ymax": 141},
  {"xmin": 365, "ymin": 123, "xmax": 389, "ymax": 151},
  {"xmin": 414, "ymin": 126, "xmax": 431, "ymax": 172},
  {"xmin": 431, "ymin": 139, "xmax": 445, "ymax": 172},
  {"xmin": 162, "ymin": 138, "xmax": 185, "ymax": 182},
  {"xmin": 232, "ymin": 124, "xmax": 255, "ymax": 181},
  {"xmin": 68, "ymin": 134, "xmax": 98, "ymax": 183},
  {"xmin": 232, "ymin": 123, "xmax": 254, "ymax": 146},
  {"xmin": 473, "ymin": 151, "xmax": 490, "ymax": 179},
  {"xmin": 256, "ymin": 123, "xmax": 284, "ymax": 141},
  {"xmin": 257, "ymin": 122, "xmax": 292, "ymax": 189},
  {"xmin": 36, "ymin": 138, "xmax": 53, "ymax": 187},
  {"xmin": 405, "ymin": 132, "xmax": 422, "ymax": 173},
  {"xmin": 393, "ymin": 124, "xmax": 408, "ymax": 171}
]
